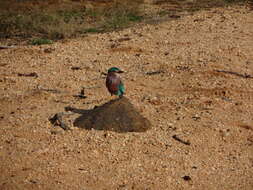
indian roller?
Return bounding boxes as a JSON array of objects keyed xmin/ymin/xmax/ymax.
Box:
[{"xmin": 106, "ymin": 67, "xmax": 125, "ymax": 97}]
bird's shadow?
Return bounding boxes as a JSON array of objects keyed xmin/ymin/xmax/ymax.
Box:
[{"xmin": 65, "ymin": 106, "xmax": 92, "ymax": 115}]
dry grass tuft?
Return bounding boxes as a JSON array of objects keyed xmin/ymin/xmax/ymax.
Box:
[
  {"xmin": 0, "ymin": 0, "xmax": 248, "ymax": 43},
  {"xmin": 0, "ymin": 0, "xmax": 143, "ymax": 41}
]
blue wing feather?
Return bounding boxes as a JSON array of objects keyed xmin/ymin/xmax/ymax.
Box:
[{"xmin": 118, "ymin": 83, "xmax": 125, "ymax": 96}]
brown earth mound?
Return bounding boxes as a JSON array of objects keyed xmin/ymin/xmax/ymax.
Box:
[{"xmin": 64, "ymin": 97, "xmax": 151, "ymax": 132}]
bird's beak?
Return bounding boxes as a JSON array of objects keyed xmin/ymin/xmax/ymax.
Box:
[{"xmin": 117, "ymin": 70, "xmax": 124, "ymax": 73}]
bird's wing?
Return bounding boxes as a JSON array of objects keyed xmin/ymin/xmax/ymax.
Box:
[{"xmin": 119, "ymin": 81, "xmax": 125, "ymax": 95}]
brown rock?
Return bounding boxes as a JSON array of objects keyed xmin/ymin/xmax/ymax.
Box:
[{"xmin": 74, "ymin": 97, "xmax": 151, "ymax": 133}]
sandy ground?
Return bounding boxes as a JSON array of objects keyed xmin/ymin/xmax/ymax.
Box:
[{"xmin": 0, "ymin": 4, "xmax": 253, "ymax": 190}]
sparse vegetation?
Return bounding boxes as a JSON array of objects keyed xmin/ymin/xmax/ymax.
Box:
[
  {"xmin": 0, "ymin": 0, "xmax": 249, "ymax": 43},
  {"xmin": 30, "ymin": 38, "xmax": 53, "ymax": 45},
  {"xmin": 0, "ymin": 0, "xmax": 143, "ymax": 41},
  {"xmin": 82, "ymin": 28, "xmax": 103, "ymax": 34}
]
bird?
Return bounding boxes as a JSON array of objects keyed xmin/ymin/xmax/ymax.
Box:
[{"xmin": 106, "ymin": 67, "xmax": 125, "ymax": 98}]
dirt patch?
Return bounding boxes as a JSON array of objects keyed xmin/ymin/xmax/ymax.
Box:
[{"xmin": 0, "ymin": 4, "xmax": 253, "ymax": 190}]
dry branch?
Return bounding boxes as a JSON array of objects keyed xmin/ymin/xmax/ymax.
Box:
[
  {"xmin": 215, "ymin": 70, "xmax": 253, "ymax": 79},
  {"xmin": 172, "ymin": 135, "xmax": 190, "ymax": 145},
  {"xmin": 0, "ymin": 46, "xmax": 16, "ymax": 49}
]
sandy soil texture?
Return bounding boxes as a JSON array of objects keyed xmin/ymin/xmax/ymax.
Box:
[{"xmin": 0, "ymin": 4, "xmax": 253, "ymax": 190}]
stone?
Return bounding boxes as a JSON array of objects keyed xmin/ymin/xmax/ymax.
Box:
[{"xmin": 74, "ymin": 97, "xmax": 151, "ymax": 133}]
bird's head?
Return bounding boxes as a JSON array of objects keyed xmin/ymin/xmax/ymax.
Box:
[{"xmin": 107, "ymin": 67, "xmax": 124, "ymax": 74}]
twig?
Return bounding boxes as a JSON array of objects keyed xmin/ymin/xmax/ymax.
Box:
[
  {"xmin": 146, "ymin": 70, "xmax": 164, "ymax": 75},
  {"xmin": 18, "ymin": 72, "xmax": 38, "ymax": 78},
  {"xmin": 73, "ymin": 87, "xmax": 87, "ymax": 99},
  {"xmin": 0, "ymin": 45, "xmax": 16, "ymax": 49},
  {"xmin": 71, "ymin": 66, "xmax": 82, "ymax": 70},
  {"xmin": 118, "ymin": 37, "xmax": 131, "ymax": 42},
  {"xmin": 101, "ymin": 72, "xmax": 107, "ymax": 76},
  {"xmin": 36, "ymin": 85, "xmax": 64, "ymax": 94},
  {"xmin": 40, "ymin": 88, "xmax": 63, "ymax": 94},
  {"xmin": 172, "ymin": 135, "xmax": 190, "ymax": 145},
  {"xmin": 215, "ymin": 70, "xmax": 253, "ymax": 79},
  {"xmin": 73, "ymin": 94, "xmax": 87, "ymax": 99},
  {"xmin": 81, "ymin": 85, "xmax": 101, "ymax": 89},
  {"xmin": 65, "ymin": 106, "xmax": 90, "ymax": 114},
  {"xmin": 49, "ymin": 112, "xmax": 72, "ymax": 130}
]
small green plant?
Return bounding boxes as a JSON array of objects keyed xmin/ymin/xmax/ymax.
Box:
[
  {"xmin": 30, "ymin": 38, "xmax": 53, "ymax": 45},
  {"xmin": 158, "ymin": 10, "xmax": 168, "ymax": 16},
  {"xmin": 85, "ymin": 8, "xmax": 100, "ymax": 19},
  {"xmin": 103, "ymin": 13, "xmax": 142, "ymax": 31},
  {"xmin": 82, "ymin": 28, "xmax": 102, "ymax": 33},
  {"xmin": 57, "ymin": 9, "xmax": 84, "ymax": 23},
  {"xmin": 127, "ymin": 14, "xmax": 143, "ymax": 22}
]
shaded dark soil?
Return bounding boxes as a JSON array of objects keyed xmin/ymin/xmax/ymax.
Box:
[{"xmin": 71, "ymin": 97, "xmax": 151, "ymax": 132}]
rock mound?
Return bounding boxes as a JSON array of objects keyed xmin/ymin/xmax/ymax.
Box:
[{"xmin": 74, "ymin": 97, "xmax": 151, "ymax": 133}]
